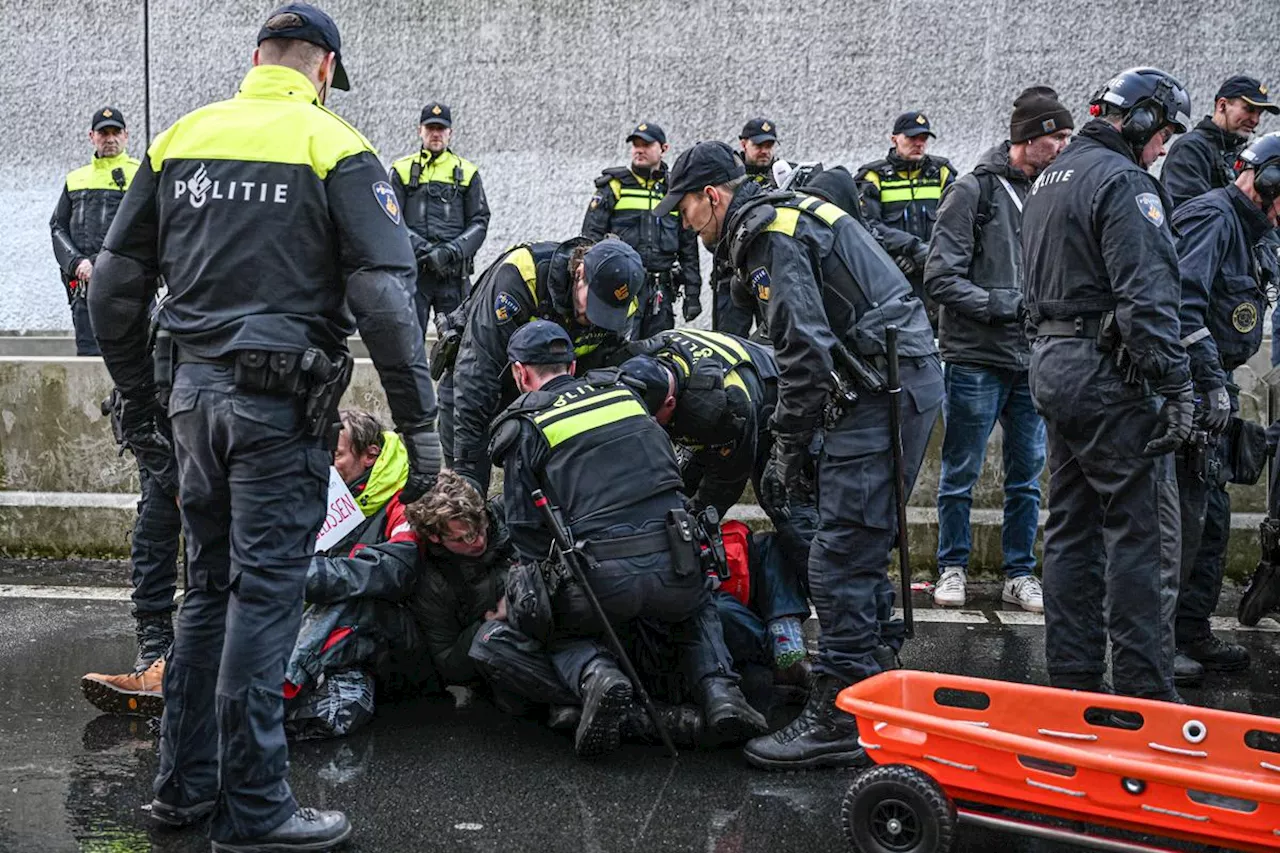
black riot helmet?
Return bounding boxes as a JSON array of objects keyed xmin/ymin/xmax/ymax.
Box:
[
  {"xmin": 1239, "ymin": 132, "xmax": 1280, "ymax": 206},
  {"xmin": 1089, "ymin": 67, "xmax": 1193, "ymax": 147}
]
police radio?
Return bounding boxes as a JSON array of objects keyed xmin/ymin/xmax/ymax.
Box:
[{"xmin": 111, "ymin": 167, "xmax": 126, "ymax": 190}]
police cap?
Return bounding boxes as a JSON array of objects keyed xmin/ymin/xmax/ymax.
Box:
[
  {"xmin": 620, "ymin": 356, "xmax": 674, "ymax": 414},
  {"xmin": 420, "ymin": 102, "xmax": 452, "ymax": 127},
  {"xmin": 892, "ymin": 111, "xmax": 935, "ymax": 138},
  {"xmin": 507, "ymin": 320, "xmax": 575, "ymax": 366},
  {"xmin": 627, "ymin": 122, "xmax": 667, "ymax": 145},
  {"xmin": 1216, "ymin": 76, "xmax": 1280, "ymax": 114},
  {"xmin": 740, "ymin": 117, "xmax": 778, "ymax": 143},
  {"xmin": 582, "ymin": 239, "xmax": 644, "ymax": 333},
  {"xmin": 258, "ymin": 3, "xmax": 350, "ymax": 91},
  {"xmin": 653, "ymin": 141, "xmax": 745, "ymax": 217},
  {"xmin": 91, "ymin": 107, "xmax": 125, "ymax": 131}
]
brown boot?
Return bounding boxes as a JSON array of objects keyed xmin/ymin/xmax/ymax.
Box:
[{"xmin": 82, "ymin": 658, "xmax": 165, "ymax": 716}]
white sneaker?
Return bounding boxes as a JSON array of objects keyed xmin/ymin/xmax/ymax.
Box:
[
  {"xmin": 933, "ymin": 569, "xmax": 967, "ymax": 607},
  {"xmin": 1003, "ymin": 575, "xmax": 1044, "ymax": 613}
]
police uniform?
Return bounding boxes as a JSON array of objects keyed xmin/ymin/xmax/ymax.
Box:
[
  {"xmin": 1022, "ymin": 88, "xmax": 1193, "ymax": 700},
  {"xmin": 449, "ymin": 239, "xmax": 639, "ymax": 493},
  {"xmin": 87, "ymin": 8, "xmax": 439, "ymax": 844},
  {"xmin": 582, "ymin": 123, "xmax": 702, "ymax": 336},
  {"xmin": 1172, "ymin": 180, "xmax": 1274, "ymax": 673},
  {"xmin": 388, "ymin": 102, "xmax": 490, "ymax": 333},
  {"xmin": 50, "ymin": 107, "xmax": 139, "ymax": 355},
  {"xmin": 855, "ymin": 112, "xmax": 955, "ymax": 314}
]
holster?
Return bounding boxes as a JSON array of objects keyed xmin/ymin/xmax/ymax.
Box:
[
  {"xmin": 153, "ymin": 329, "xmax": 174, "ymax": 409},
  {"xmin": 300, "ymin": 349, "xmax": 354, "ymax": 448},
  {"xmin": 694, "ymin": 506, "xmax": 730, "ymax": 582},
  {"xmin": 429, "ymin": 327, "xmax": 462, "ymax": 382},
  {"xmin": 665, "ymin": 508, "xmax": 700, "ymax": 578}
]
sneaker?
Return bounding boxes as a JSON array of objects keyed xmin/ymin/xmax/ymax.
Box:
[
  {"xmin": 767, "ymin": 616, "xmax": 807, "ymax": 670},
  {"xmin": 81, "ymin": 657, "xmax": 165, "ymax": 716},
  {"xmin": 1002, "ymin": 575, "xmax": 1044, "ymax": 613},
  {"xmin": 933, "ymin": 568, "xmax": 967, "ymax": 607}
]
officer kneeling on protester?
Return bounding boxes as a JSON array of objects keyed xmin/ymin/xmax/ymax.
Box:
[
  {"xmin": 87, "ymin": 4, "xmax": 441, "ymax": 849},
  {"xmin": 618, "ymin": 330, "xmax": 815, "ymax": 682},
  {"xmin": 1023, "ymin": 67, "xmax": 1194, "ymax": 702},
  {"xmin": 485, "ymin": 320, "xmax": 767, "ymax": 759},
  {"xmin": 655, "ymin": 141, "xmax": 943, "ymax": 771},
  {"xmin": 1170, "ymin": 132, "xmax": 1280, "ymax": 682},
  {"xmin": 448, "ymin": 237, "xmax": 641, "ymax": 494}
]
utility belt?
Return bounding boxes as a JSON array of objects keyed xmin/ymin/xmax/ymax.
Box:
[
  {"xmin": 1035, "ymin": 311, "xmax": 1140, "ymax": 385},
  {"xmin": 155, "ymin": 330, "xmax": 353, "ymax": 445}
]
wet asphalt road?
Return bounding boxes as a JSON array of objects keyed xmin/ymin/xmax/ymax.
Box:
[{"xmin": 0, "ymin": 583, "xmax": 1275, "ymax": 853}]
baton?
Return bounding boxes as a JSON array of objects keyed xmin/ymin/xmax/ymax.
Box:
[
  {"xmin": 885, "ymin": 326, "xmax": 914, "ymax": 639},
  {"xmin": 532, "ymin": 490, "xmax": 678, "ymax": 759}
]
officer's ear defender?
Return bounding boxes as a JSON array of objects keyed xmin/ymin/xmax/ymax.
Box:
[
  {"xmin": 1120, "ymin": 78, "xmax": 1174, "ymax": 146},
  {"xmin": 1254, "ymin": 164, "xmax": 1280, "ymax": 205}
]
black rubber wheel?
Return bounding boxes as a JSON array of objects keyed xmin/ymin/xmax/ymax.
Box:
[{"xmin": 841, "ymin": 764, "xmax": 956, "ymax": 853}]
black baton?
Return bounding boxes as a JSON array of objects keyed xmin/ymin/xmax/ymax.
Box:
[{"xmin": 885, "ymin": 326, "xmax": 914, "ymax": 639}]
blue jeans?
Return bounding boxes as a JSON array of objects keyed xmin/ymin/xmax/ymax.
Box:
[{"xmin": 936, "ymin": 363, "xmax": 1045, "ymax": 579}]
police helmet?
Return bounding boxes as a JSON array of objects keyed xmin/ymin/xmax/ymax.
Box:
[
  {"xmin": 1239, "ymin": 132, "xmax": 1280, "ymax": 204},
  {"xmin": 1090, "ymin": 67, "xmax": 1192, "ymax": 146}
]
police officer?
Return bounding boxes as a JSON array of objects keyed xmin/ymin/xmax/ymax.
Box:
[
  {"xmin": 50, "ymin": 107, "xmax": 139, "ymax": 356},
  {"xmin": 487, "ymin": 319, "xmax": 767, "ymax": 757},
  {"xmin": 655, "ymin": 141, "xmax": 942, "ymax": 770},
  {"xmin": 739, "ymin": 117, "xmax": 784, "ymax": 187},
  {"xmin": 1022, "ymin": 67, "xmax": 1194, "ymax": 702},
  {"xmin": 1161, "ymin": 75, "xmax": 1277, "ymax": 210},
  {"xmin": 87, "ymin": 5, "xmax": 441, "ymax": 850},
  {"xmin": 1170, "ymin": 133, "xmax": 1280, "ymax": 681},
  {"xmin": 855, "ymin": 111, "xmax": 956, "ymax": 321},
  {"xmin": 389, "ymin": 101, "xmax": 490, "ymax": 333},
  {"xmin": 583, "ymin": 122, "xmax": 702, "ymax": 334},
  {"xmin": 450, "ymin": 237, "xmax": 641, "ymax": 494}
]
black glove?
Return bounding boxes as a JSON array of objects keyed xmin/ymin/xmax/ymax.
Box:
[
  {"xmin": 911, "ymin": 243, "xmax": 930, "ymax": 271},
  {"xmin": 401, "ymin": 426, "xmax": 443, "ymax": 502},
  {"xmin": 1197, "ymin": 385, "xmax": 1231, "ymax": 434},
  {"xmin": 424, "ymin": 242, "xmax": 460, "ymax": 276},
  {"xmin": 894, "ymin": 254, "xmax": 917, "ymax": 276},
  {"xmin": 760, "ymin": 432, "xmax": 814, "ymax": 516},
  {"xmin": 987, "ymin": 288, "xmax": 1023, "ymax": 323},
  {"xmin": 1144, "ymin": 382, "xmax": 1195, "ymax": 457},
  {"xmin": 682, "ymin": 286, "xmax": 702, "ymax": 322}
]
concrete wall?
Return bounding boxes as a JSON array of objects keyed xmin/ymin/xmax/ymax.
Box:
[{"xmin": 4, "ymin": 0, "xmax": 1279, "ymax": 330}]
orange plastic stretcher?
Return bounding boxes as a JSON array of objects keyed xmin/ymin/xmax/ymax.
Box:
[{"xmin": 835, "ymin": 671, "xmax": 1280, "ymax": 853}]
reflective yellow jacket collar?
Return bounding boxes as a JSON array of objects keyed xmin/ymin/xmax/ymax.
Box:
[
  {"xmin": 237, "ymin": 64, "xmax": 320, "ymax": 105},
  {"xmin": 91, "ymin": 152, "xmax": 133, "ymax": 170}
]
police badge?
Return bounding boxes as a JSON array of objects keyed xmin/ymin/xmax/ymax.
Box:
[{"xmin": 1135, "ymin": 192, "xmax": 1165, "ymax": 228}]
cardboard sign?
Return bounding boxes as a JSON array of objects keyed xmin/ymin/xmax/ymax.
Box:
[{"xmin": 315, "ymin": 467, "xmax": 363, "ymax": 552}]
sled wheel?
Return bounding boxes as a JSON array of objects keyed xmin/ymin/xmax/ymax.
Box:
[{"xmin": 841, "ymin": 764, "xmax": 956, "ymax": 853}]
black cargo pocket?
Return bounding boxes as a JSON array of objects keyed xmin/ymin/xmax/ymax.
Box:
[
  {"xmin": 819, "ymin": 422, "xmax": 893, "ymax": 532},
  {"xmin": 230, "ymin": 392, "xmax": 301, "ymax": 434},
  {"xmin": 166, "ymin": 386, "xmax": 199, "ymax": 418}
]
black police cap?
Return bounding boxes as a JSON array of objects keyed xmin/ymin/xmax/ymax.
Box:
[
  {"xmin": 507, "ymin": 320, "xmax": 575, "ymax": 366},
  {"xmin": 892, "ymin": 111, "xmax": 935, "ymax": 138},
  {"xmin": 258, "ymin": 3, "xmax": 349, "ymax": 91},
  {"xmin": 91, "ymin": 107, "xmax": 125, "ymax": 131},
  {"xmin": 1216, "ymin": 76, "xmax": 1279, "ymax": 114},
  {"xmin": 653, "ymin": 141, "xmax": 745, "ymax": 217},
  {"xmin": 582, "ymin": 239, "xmax": 644, "ymax": 333},
  {"xmin": 420, "ymin": 102, "xmax": 452, "ymax": 127},
  {"xmin": 627, "ymin": 122, "xmax": 667, "ymax": 145},
  {"xmin": 740, "ymin": 117, "xmax": 778, "ymax": 143}
]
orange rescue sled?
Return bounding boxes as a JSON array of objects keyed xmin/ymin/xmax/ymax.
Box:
[{"xmin": 836, "ymin": 671, "xmax": 1280, "ymax": 853}]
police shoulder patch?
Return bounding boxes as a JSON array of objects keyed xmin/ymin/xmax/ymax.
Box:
[
  {"xmin": 494, "ymin": 291, "xmax": 521, "ymax": 323},
  {"xmin": 750, "ymin": 266, "xmax": 771, "ymax": 301},
  {"xmin": 372, "ymin": 181, "xmax": 401, "ymax": 224},
  {"xmin": 1135, "ymin": 192, "xmax": 1165, "ymax": 228},
  {"xmin": 1233, "ymin": 302, "xmax": 1259, "ymax": 334}
]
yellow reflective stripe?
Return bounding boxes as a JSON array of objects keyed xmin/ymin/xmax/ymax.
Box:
[
  {"xmin": 725, "ymin": 368, "xmax": 749, "ymax": 399},
  {"xmin": 797, "ymin": 195, "xmax": 822, "ymax": 211},
  {"xmin": 879, "ymin": 185, "xmax": 944, "ymax": 204},
  {"xmin": 65, "ymin": 157, "xmax": 140, "ymax": 192},
  {"xmin": 810, "ymin": 201, "xmax": 847, "ymax": 225},
  {"xmin": 503, "ymin": 247, "xmax": 539, "ymax": 301},
  {"xmin": 533, "ymin": 388, "xmax": 633, "ymax": 424},
  {"xmin": 665, "ymin": 353, "xmax": 691, "ymax": 382},
  {"xmin": 539, "ymin": 399, "xmax": 649, "ymax": 448},
  {"xmin": 764, "ymin": 207, "xmax": 800, "ymax": 236},
  {"xmin": 608, "ymin": 178, "xmax": 623, "ymax": 200},
  {"xmin": 575, "ymin": 342, "xmax": 599, "ymax": 357},
  {"xmin": 148, "ymin": 65, "xmax": 372, "ymax": 179},
  {"xmin": 678, "ymin": 329, "xmax": 750, "ymax": 365},
  {"xmin": 862, "ymin": 171, "xmax": 882, "ymax": 188},
  {"xmin": 614, "ymin": 196, "xmax": 658, "ymax": 212},
  {"xmin": 939, "ymin": 165, "xmax": 951, "ymax": 186},
  {"xmin": 392, "ymin": 150, "xmax": 478, "ymax": 186}
]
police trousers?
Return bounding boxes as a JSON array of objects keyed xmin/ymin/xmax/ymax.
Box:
[
  {"xmin": 413, "ymin": 272, "xmax": 467, "ymax": 336},
  {"xmin": 130, "ymin": 461, "xmax": 183, "ymax": 617},
  {"xmin": 1028, "ymin": 339, "xmax": 1179, "ymax": 699},
  {"xmin": 158, "ymin": 364, "xmax": 330, "ymax": 841},
  {"xmin": 1175, "ymin": 429, "xmax": 1232, "ymax": 645},
  {"xmin": 810, "ymin": 357, "xmax": 943, "ymax": 682}
]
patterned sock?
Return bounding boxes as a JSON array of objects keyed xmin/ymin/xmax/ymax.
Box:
[{"xmin": 768, "ymin": 616, "xmax": 806, "ymax": 670}]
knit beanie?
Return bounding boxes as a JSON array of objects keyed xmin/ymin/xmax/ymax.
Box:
[{"xmin": 1011, "ymin": 86, "xmax": 1075, "ymax": 143}]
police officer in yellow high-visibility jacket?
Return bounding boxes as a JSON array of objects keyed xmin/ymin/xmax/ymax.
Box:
[
  {"xmin": 388, "ymin": 102, "xmax": 490, "ymax": 333},
  {"xmin": 87, "ymin": 5, "xmax": 440, "ymax": 851}
]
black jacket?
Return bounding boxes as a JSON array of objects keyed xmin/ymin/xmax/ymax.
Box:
[
  {"xmin": 1160, "ymin": 117, "xmax": 1246, "ymax": 211},
  {"xmin": 389, "ymin": 148, "xmax": 490, "ymax": 281},
  {"xmin": 1022, "ymin": 119, "xmax": 1190, "ymax": 389},
  {"xmin": 50, "ymin": 152, "xmax": 140, "ymax": 293},
  {"xmin": 855, "ymin": 149, "xmax": 956, "ymax": 263},
  {"xmin": 408, "ymin": 498, "xmax": 514, "ymax": 686},
  {"xmin": 925, "ymin": 142, "xmax": 1031, "ymax": 371},
  {"xmin": 87, "ymin": 65, "xmax": 436, "ymax": 431},
  {"xmin": 1174, "ymin": 184, "xmax": 1274, "ymax": 391}
]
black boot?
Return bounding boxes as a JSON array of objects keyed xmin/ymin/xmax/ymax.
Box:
[
  {"xmin": 1239, "ymin": 557, "xmax": 1280, "ymax": 627},
  {"xmin": 1180, "ymin": 634, "xmax": 1250, "ymax": 672},
  {"xmin": 743, "ymin": 674, "xmax": 867, "ymax": 771},
  {"xmin": 134, "ymin": 612, "xmax": 173, "ymax": 673},
  {"xmin": 211, "ymin": 807, "xmax": 351, "ymax": 852},
  {"xmin": 574, "ymin": 657, "xmax": 633, "ymax": 759},
  {"xmin": 1173, "ymin": 652, "xmax": 1205, "ymax": 687},
  {"xmin": 547, "ymin": 705, "xmax": 581, "ymax": 732},
  {"xmin": 148, "ymin": 797, "xmax": 215, "ymax": 829},
  {"xmin": 620, "ymin": 703, "xmax": 704, "ymax": 748},
  {"xmin": 698, "ymin": 676, "xmax": 769, "ymax": 746}
]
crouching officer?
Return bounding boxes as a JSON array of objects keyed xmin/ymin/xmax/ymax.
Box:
[
  {"xmin": 1023, "ymin": 67, "xmax": 1194, "ymax": 701},
  {"xmin": 655, "ymin": 141, "xmax": 942, "ymax": 771},
  {"xmin": 451, "ymin": 238, "xmax": 641, "ymax": 494},
  {"xmin": 87, "ymin": 5, "xmax": 442, "ymax": 850},
  {"xmin": 583, "ymin": 122, "xmax": 703, "ymax": 334},
  {"xmin": 389, "ymin": 101, "xmax": 490, "ymax": 333},
  {"xmin": 488, "ymin": 320, "xmax": 767, "ymax": 757},
  {"xmin": 1170, "ymin": 132, "xmax": 1280, "ymax": 680}
]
